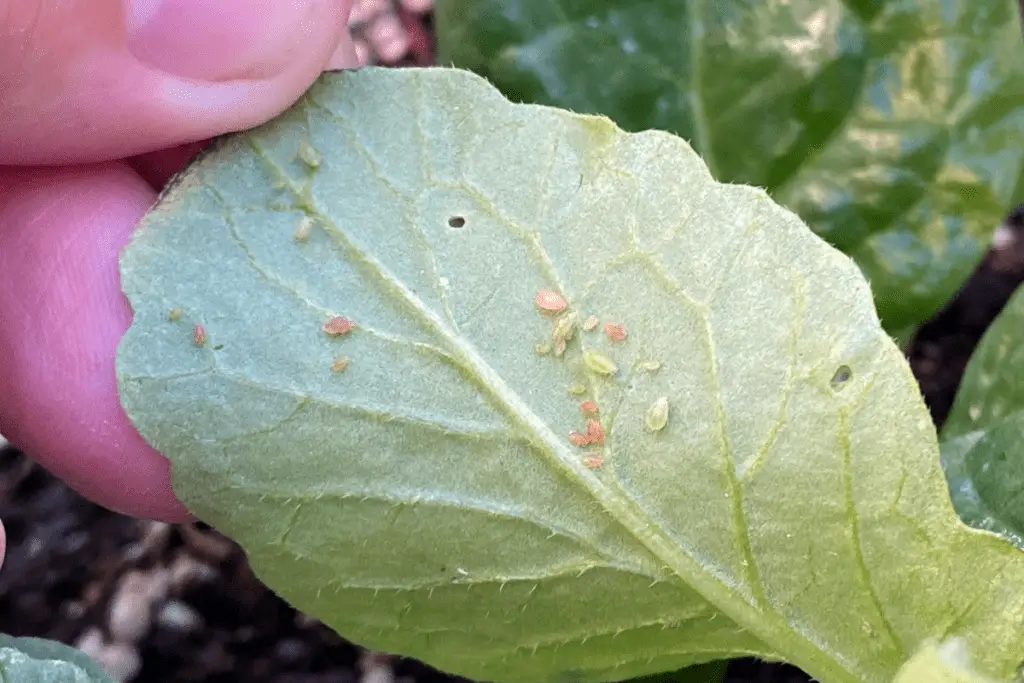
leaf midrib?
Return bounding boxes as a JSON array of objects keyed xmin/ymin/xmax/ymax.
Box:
[{"xmin": 242, "ymin": 88, "xmax": 863, "ymax": 683}]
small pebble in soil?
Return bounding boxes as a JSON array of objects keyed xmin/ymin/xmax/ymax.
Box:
[
  {"xmin": 157, "ymin": 599, "xmax": 204, "ymax": 632},
  {"xmin": 96, "ymin": 642, "xmax": 143, "ymax": 683}
]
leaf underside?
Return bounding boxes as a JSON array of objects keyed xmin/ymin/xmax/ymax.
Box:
[
  {"xmin": 116, "ymin": 67, "xmax": 1024, "ymax": 683},
  {"xmin": 0, "ymin": 635, "xmax": 114, "ymax": 683},
  {"xmin": 435, "ymin": 0, "xmax": 1024, "ymax": 333}
]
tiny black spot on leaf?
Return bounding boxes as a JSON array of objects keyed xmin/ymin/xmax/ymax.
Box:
[
  {"xmin": 830, "ymin": 365, "xmax": 852, "ymax": 390},
  {"xmin": 448, "ymin": 216, "xmax": 466, "ymax": 228}
]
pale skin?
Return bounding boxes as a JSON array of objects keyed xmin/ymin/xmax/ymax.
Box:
[{"xmin": 0, "ymin": 0, "xmax": 362, "ymax": 569}]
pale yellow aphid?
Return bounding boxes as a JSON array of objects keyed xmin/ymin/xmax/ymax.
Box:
[
  {"xmin": 298, "ymin": 140, "xmax": 322, "ymax": 169},
  {"xmin": 331, "ymin": 356, "xmax": 350, "ymax": 373},
  {"xmin": 568, "ymin": 382, "xmax": 587, "ymax": 396},
  {"xmin": 293, "ymin": 215, "xmax": 314, "ymax": 242},
  {"xmin": 645, "ymin": 396, "xmax": 669, "ymax": 432},
  {"xmin": 582, "ymin": 315, "xmax": 599, "ymax": 331},
  {"xmin": 535, "ymin": 342, "xmax": 552, "ymax": 356},
  {"xmin": 638, "ymin": 360, "xmax": 662, "ymax": 372},
  {"xmin": 534, "ymin": 289, "xmax": 568, "ymax": 313},
  {"xmin": 583, "ymin": 350, "xmax": 617, "ymax": 376},
  {"xmin": 552, "ymin": 313, "xmax": 577, "ymax": 355},
  {"xmin": 168, "ymin": 306, "xmax": 184, "ymax": 322}
]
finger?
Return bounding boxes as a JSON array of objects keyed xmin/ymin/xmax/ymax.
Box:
[
  {"xmin": 1, "ymin": 0, "xmax": 356, "ymax": 166},
  {"xmin": 0, "ymin": 163, "xmax": 192, "ymax": 522},
  {"xmin": 129, "ymin": 140, "xmax": 209, "ymax": 189}
]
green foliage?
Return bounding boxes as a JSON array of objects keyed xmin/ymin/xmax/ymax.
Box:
[
  {"xmin": 435, "ymin": 0, "xmax": 1024, "ymax": 333},
  {"xmin": 0, "ymin": 635, "xmax": 113, "ymax": 683},
  {"xmin": 940, "ymin": 285, "xmax": 1024, "ymax": 547},
  {"xmin": 116, "ymin": 67, "xmax": 1024, "ymax": 683}
]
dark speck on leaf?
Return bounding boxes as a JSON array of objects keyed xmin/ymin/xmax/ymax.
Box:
[
  {"xmin": 830, "ymin": 365, "xmax": 852, "ymax": 390},
  {"xmin": 448, "ymin": 216, "xmax": 466, "ymax": 228}
]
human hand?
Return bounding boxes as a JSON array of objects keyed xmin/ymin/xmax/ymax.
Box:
[{"xmin": 0, "ymin": 0, "xmax": 360, "ymax": 551}]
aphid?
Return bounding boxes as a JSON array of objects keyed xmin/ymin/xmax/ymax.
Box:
[
  {"xmin": 331, "ymin": 356, "xmax": 350, "ymax": 373},
  {"xmin": 293, "ymin": 215, "xmax": 314, "ymax": 242},
  {"xmin": 193, "ymin": 323, "xmax": 207, "ymax": 347},
  {"xmin": 322, "ymin": 316, "xmax": 355, "ymax": 336},
  {"xmin": 534, "ymin": 289, "xmax": 568, "ymax": 314},
  {"xmin": 645, "ymin": 396, "xmax": 669, "ymax": 432},
  {"xmin": 568, "ymin": 382, "xmax": 588, "ymax": 396},
  {"xmin": 579, "ymin": 400, "xmax": 599, "ymax": 416},
  {"xmin": 168, "ymin": 306, "xmax": 183, "ymax": 322},
  {"xmin": 582, "ymin": 454, "xmax": 604, "ymax": 469},
  {"xmin": 604, "ymin": 322, "xmax": 627, "ymax": 342},
  {"xmin": 585, "ymin": 419, "xmax": 606, "ymax": 445},
  {"xmin": 298, "ymin": 141, "xmax": 322, "ymax": 169},
  {"xmin": 552, "ymin": 313, "xmax": 577, "ymax": 346},
  {"xmin": 535, "ymin": 342, "xmax": 552, "ymax": 356},
  {"xmin": 568, "ymin": 431, "xmax": 590, "ymax": 447},
  {"xmin": 583, "ymin": 349, "xmax": 617, "ymax": 376},
  {"xmin": 554, "ymin": 338, "xmax": 568, "ymax": 357},
  {"xmin": 638, "ymin": 360, "xmax": 662, "ymax": 372},
  {"xmin": 582, "ymin": 315, "xmax": 599, "ymax": 331}
]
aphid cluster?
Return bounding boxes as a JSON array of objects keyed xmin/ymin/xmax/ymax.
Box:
[
  {"xmin": 322, "ymin": 316, "xmax": 356, "ymax": 373},
  {"xmin": 528, "ymin": 287, "xmax": 673, "ymax": 466}
]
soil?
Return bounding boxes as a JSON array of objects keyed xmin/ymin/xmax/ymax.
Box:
[{"xmin": 4, "ymin": 13, "xmax": 1024, "ymax": 683}]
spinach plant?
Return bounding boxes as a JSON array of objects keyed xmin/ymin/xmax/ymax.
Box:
[
  {"xmin": 104, "ymin": 67, "xmax": 1024, "ymax": 683},
  {"xmin": 436, "ymin": 0, "xmax": 1024, "ymax": 339}
]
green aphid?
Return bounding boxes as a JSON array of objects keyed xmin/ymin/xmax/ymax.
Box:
[
  {"xmin": 298, "ymin": 140, "xmax": 322, "ymax": 169},
  {"xmin": 583, "ymin": 350, "xmax": 617, "ymax": 376},
  {"xmin": 645, "ymin": 396, "xmax": 669, "ymax": 432}
]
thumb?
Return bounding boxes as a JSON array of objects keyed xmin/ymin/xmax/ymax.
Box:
[{"xmin": 1, "ymin": 0, "xmax": 356, "ymax": 165}]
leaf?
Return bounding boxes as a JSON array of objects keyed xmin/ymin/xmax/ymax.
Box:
[
  {"xmin": 116, "ymin": 67, "xmax": 1024, "ymax": 683},
  {"xmin": 939, "ymin": 285, "xmax": 1024, "ymax": 547},
  {"xmin": 944, "ymin": 286, "xmax": 1024, "ymax": 439},
  {"xmin": 627, "ymin": 660, "xmax": 729, "ymax": 683},
  {"xmin": 0, "ymin": 635, "xmax": 114, "ymax": 683},
  {"xmin": 891, "ymin": 638, "xmax": 1011, "ymax": 683},
  {"xmin": 434, "ymin": 0, "xmax": 1024, "ymax": 333}
]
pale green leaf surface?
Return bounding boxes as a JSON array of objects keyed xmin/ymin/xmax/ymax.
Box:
[
  {"xmin": 435, "ymin": 0, "xmax": 1024, "ymax": 334},
  {"xmin": 117, "ymin": 67, "xmax": 1024, "ymax": 683},
  {"xmin": 0, "ymin": 635, "xmax": 114, "ymax": 683},
  {"xmin": 891, "ymin": 638, "xmax": 1015, "ymax": 683}
]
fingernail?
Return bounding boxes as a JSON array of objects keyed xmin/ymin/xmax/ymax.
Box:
[{"xmin": 126, "ymin": 0, "xmax": 321, "ymax": 81}]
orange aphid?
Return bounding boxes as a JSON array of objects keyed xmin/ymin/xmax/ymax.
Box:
[
  {"xmin": 582, "ymin": 454, "xmax": 604, "ymax": 469},
  {"xmin": 579, "ymin": 400, "xmax": 599, "ymax": 416},
  {"xmin": 585, "ymin": 419, "xmax": 606, "ymax": 445},
  {"xmin": 322, "ymin": 316, "xmax": 355, "ymax": 336},
  {"xmin": 568, "ymin": 431, "xmax": 591, "ymax": 447},
  {"xmin": 193, "ymin": 323, "xmax": 207, "ymax": 347},
  {"xmin": 534, "ymin": 289, "xmax": 568, "ymax": 313},
  {"xmin": 604, "ymin": 322, "xmax": 627, "ymax": 342}
]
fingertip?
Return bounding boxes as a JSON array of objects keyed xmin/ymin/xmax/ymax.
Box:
[{"xmin": 0, "ymin": 164, "xmax": 192, "ymax": 523}]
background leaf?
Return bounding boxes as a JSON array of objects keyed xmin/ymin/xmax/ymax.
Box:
[
  {"xmin": 0, "ymin": 635, "xmax": 114, "ymax": 683},
  {"xmin": 435, "ymin": 0, "xmax": 1024, "ymax": 333},
  {"xmin": 940, "ymin": 284, "xmax": 1024, "ymax": 547},
  {"xmin": 117, "ymin": 67, "xmax": 1024, "ymax": 683}
]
